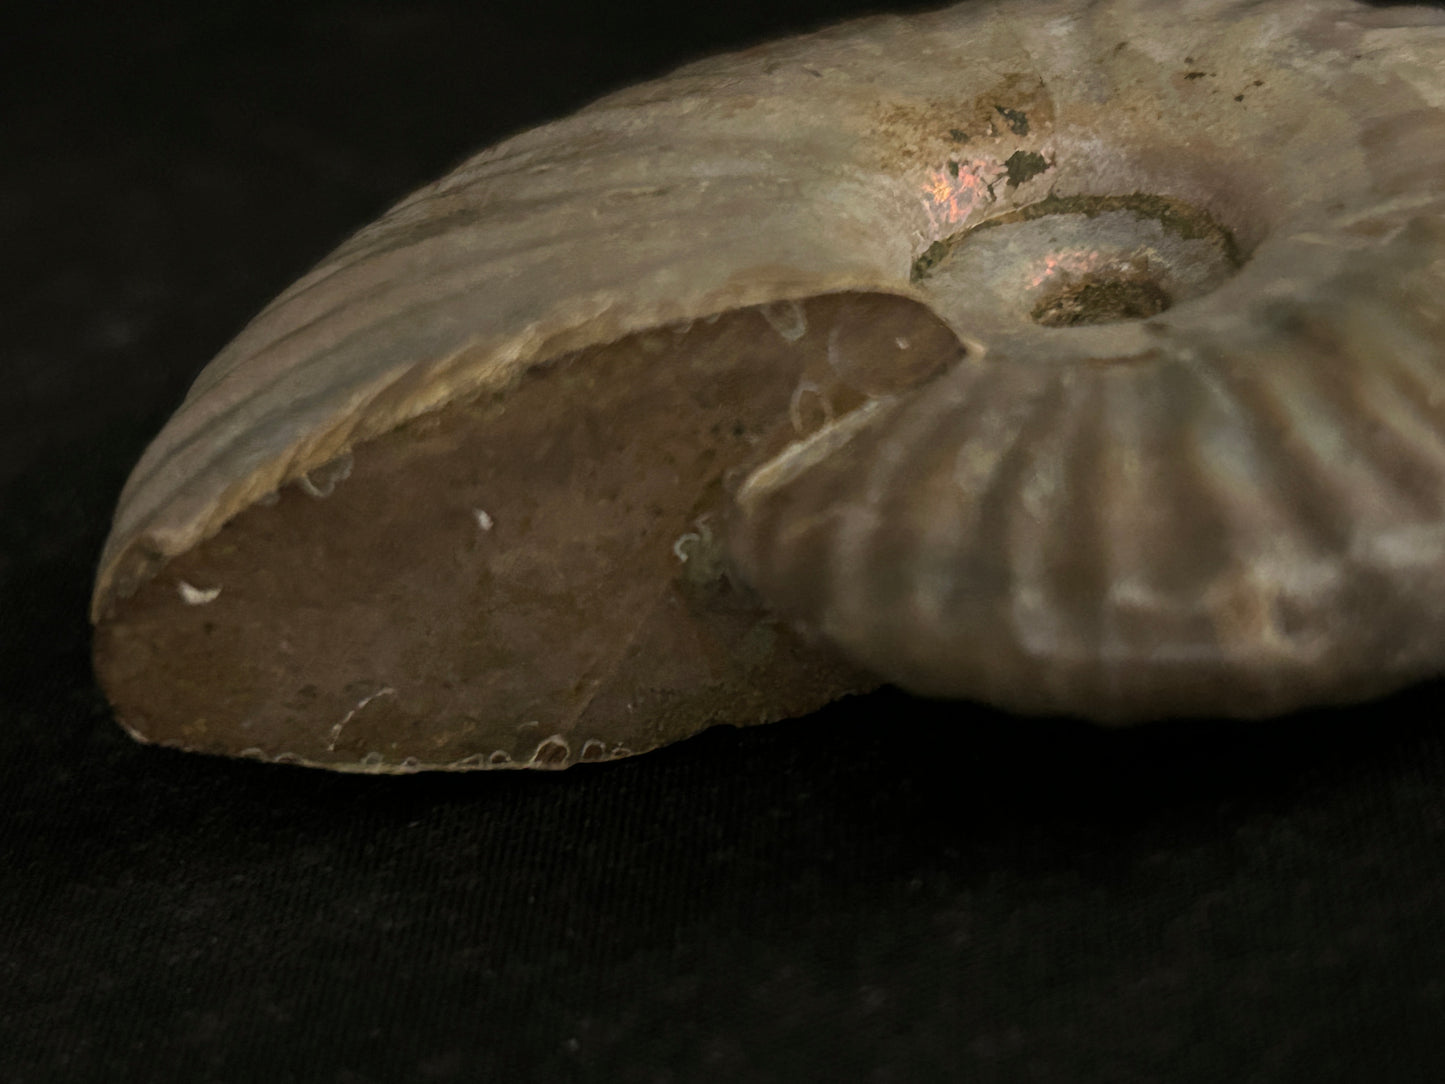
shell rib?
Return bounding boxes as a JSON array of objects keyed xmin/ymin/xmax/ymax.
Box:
[{"xmin": 92, "ymin": 0, "xmax": 1445, "ymax": 768}]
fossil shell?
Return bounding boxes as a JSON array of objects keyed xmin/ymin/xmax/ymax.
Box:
[{"xmin": 92, "ymin": 0, "xmax": 1445, "ymax": 770}]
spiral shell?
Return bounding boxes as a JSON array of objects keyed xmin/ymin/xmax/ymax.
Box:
[{"xmin": 92, "ymin": 0, "xmax": 1445, "ymax": 768}]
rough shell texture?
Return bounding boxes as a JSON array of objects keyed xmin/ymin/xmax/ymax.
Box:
[{"xmin": 92, "ymin": 0, "xmax": 1445, "ymax": 769}]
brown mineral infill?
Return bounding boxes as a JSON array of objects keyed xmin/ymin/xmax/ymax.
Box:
[{"xmin": 92, "ymin": 293, "xmax": 961, "ymax": 771}]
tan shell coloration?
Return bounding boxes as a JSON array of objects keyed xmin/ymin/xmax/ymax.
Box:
[{"xmin": 92, "ymin": 0, "xmax": 1445, "ymax": 769}]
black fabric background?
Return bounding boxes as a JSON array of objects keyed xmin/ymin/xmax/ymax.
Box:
[{"xmin": 4, "ymin": 1, "xmax": 1445, "ymax": 1080}]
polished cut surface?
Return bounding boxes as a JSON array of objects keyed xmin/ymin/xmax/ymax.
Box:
[{"xmin": 93, "ymin": 0, "xmax": 1445, "ymax": 768}]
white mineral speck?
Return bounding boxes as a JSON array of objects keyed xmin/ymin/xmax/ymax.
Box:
[{"xmin": 178, "ymin": 581, "xmax": 221, "ymax": 605}]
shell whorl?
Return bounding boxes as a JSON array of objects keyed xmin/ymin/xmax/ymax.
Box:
[
  {"xmin": 731, "ymin": 212, "xmax": 1445, "ymax": 720},
  {"xmin": 727, "ymin": 0, "xmax": 1445, "ymax": 720}
]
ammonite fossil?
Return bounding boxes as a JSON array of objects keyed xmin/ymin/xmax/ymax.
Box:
[{"xmin": 91, "ymin": 0, "xmax": 1445, "ymax": 771}]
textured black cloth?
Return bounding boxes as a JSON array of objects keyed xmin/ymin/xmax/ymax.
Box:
[{"xmin": 4, "ymin": 2, "xmax": 1445, "ymax": 1080}]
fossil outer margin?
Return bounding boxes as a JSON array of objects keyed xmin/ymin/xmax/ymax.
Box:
[{"xmin": 91, "ymin": 0, "xmax": 1445, "ymax": 767}]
